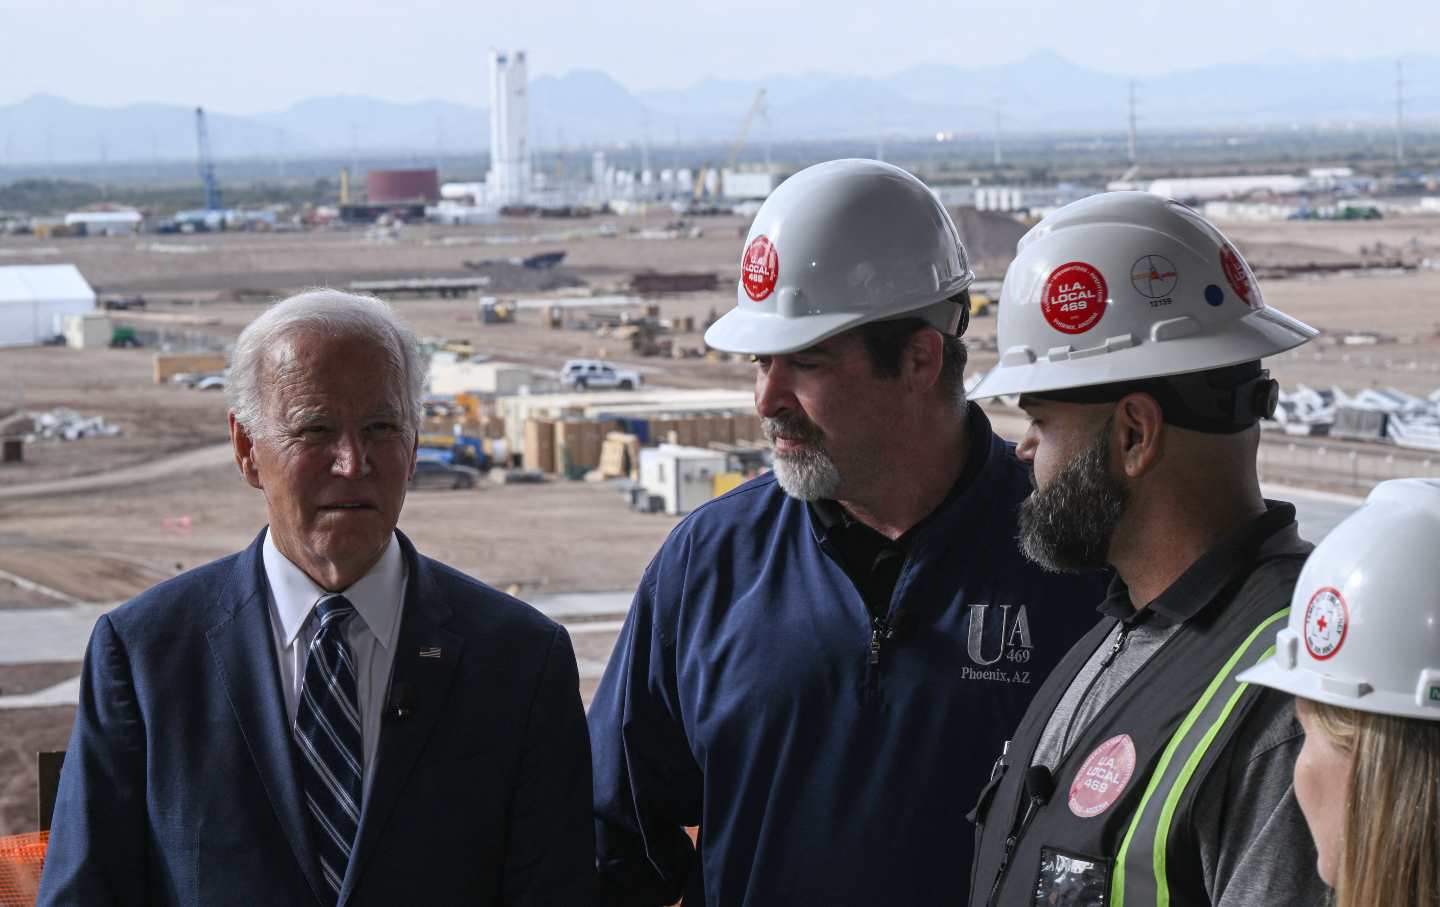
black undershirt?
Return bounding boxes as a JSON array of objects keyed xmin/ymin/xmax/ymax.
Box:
[{"xmin": 810, "ymin": 405, "xmax": 990, "ymax": 620}]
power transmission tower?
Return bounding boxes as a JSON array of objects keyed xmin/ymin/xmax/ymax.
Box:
[
  {"xmin": 992, "ymin": 106, "xmax": 1003, "ymax": 167},
  {"xmin": 1128, "ymin": 81, "xmax": 1139, "ymax": 166},
  {"xmin": 1395, "ymin": 60, "xmax": 1405, "ymax": 165}
]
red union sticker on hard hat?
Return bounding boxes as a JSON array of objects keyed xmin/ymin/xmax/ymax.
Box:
[
  {"xmin": 1303, "ymin": 587, "xmax": 1349, "ymax": 661},
  {"xmin": 1068, "ymin": 733, "xmax": 1136, "ymax": 819},
  {"xmin": 741, "ymin": 235, "xmax": 779, "ymax": 302},
  {"xmin": 1042, "ymin": 262, "xmax": 1108, "ymax": 334},
  {"xmin": 1219, "ymin": 244, "xmax": 1257, "ymax": 308}
]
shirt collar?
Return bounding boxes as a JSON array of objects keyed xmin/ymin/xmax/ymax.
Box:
[
  {"xmin": 809, "ymin": 402, "xmax": 992, "ymax": 547},
  {"xmin": 1097, "ymin": 500, "xmax": 1306, "ymax": 627},
  {"xmin": 262, "ymin": 528, "xmax": 407, "ymax": 650}
]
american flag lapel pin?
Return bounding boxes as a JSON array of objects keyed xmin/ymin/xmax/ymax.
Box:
[{"xmin": 419, "ymin": 646, "xmax": 443, "ymax": 659}]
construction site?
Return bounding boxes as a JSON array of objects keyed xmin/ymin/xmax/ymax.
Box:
[
  {"xmin": 5, "ymin": 50, "xmax": 1440, "ymax": 904},
  {"xmin": 3, "ymin": 202, "xmax": 1440, "ymax": 819}
]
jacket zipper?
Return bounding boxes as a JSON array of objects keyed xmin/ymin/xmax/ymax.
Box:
[{"xmin": 869, "ymin": 615, "xmax": 895, "ymax": 666}]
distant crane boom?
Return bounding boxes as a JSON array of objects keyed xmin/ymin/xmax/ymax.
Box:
[
  {"xmin": 194, "ymin": 107, "xmax": 220, "ymax": 211},
  {"xmin": 727, "ymin": 89, "xmax": 767, "ymax": 170},
  {"xmin": 710, "ymin": 88, "xmax": 766, "ymax": 202}
]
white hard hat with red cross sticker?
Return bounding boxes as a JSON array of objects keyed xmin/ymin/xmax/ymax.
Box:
[{"xmin": 1239, "ymin": 478, "xmax": 1440, "ymax": 721}]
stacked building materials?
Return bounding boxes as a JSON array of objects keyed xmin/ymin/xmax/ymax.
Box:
[
  {"xmin": 597, "ymin": 433, "xmax": 643, "ymax": 479},
  {"xmin": 154, "ymin": 353, "xmax": 228, "ymax": 384},
  {"xmin": 523, "ymin": 418, "xmax": 556, "ymax": 473},
  {"xmin": 555, "ymin": 419, "xmax": 608, "ymax": 476}
]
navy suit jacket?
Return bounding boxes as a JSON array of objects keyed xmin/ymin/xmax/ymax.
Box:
[{"xmin": 38, "ymin": 529, "xmax": 593, "ymax": 906}]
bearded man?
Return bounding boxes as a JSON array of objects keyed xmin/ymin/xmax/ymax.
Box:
[
  {"xmin": 585, "ymin": 159, "xmax": 1106, "ymax": 906},
  {"xmin": 965, "ymin": 192, "xmax": 1329, "ymax": 907}
]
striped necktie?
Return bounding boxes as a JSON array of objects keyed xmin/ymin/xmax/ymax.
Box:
[{"xmin": 293, "ymin": 593, "xmax": 363, "ymax": 902}]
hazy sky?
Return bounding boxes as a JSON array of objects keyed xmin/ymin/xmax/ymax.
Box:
[{"xmin": 3, "ymin": 0, "xmax": 1436, "ymax": 114}]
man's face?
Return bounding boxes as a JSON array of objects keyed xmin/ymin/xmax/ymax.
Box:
[
  {"xmin": 754, "ymin": 331, "xmax": 900, "ymax": 501},
  {"xmin": 1014, "ymin": 396, "xmax": 1128, "ymax": 572},
  {"xmin": 231, "ymin": 331, "xmax": 417, "ymax": 589}
]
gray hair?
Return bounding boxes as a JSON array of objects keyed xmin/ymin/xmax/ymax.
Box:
[{"xmin": 226, "ymin": 288, "xmax": 426, "ymax": 437}]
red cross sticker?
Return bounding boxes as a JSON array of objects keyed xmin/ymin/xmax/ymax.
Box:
[{"xmin": 1304, "ymin": 587, "xmax": 1348, "ymax": 661}]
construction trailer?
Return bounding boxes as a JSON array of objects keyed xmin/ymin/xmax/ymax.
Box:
[
  {"xmin": 427, "ymin": 359, "xmax": 542, "ymax": 397},
  {"xmin": 61, "ymin": 313, "xmax": 112, "ymax": 349},
  {"xmin": 639, "ymin": 445, "xmax": 729, "ymax": 515}
]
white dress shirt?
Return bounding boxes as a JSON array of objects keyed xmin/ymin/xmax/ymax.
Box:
[{"xmin": 262, "ymin": 529, "xmax": 407, "ymax": 802}]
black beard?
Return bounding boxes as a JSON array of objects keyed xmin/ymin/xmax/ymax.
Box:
[{"xmin": 1018, "ymin": 417, "xmax": 1128, "ymax": 572}]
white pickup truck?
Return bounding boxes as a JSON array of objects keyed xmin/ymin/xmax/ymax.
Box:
[{"xmin": 561, "ymin": 359, "xmax": 643, "ymax": 391}]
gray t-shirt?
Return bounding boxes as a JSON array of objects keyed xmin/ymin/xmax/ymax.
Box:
[{"xmin": 1032, "ymin": 618, "xmax": 1182, "ymax": 773}]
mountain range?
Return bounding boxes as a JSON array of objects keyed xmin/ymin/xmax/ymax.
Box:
[{"xmin": 1, "ymin": 51, "xmax": 1436, "ymax": 164}]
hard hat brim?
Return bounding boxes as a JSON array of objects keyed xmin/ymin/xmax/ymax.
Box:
[
  {"xmin": 704, "ymin": 306, "xmax": 872, "ymax": 356},
  {"xmin": 969, "ymin": 306, "xmax": 1318, "ymax": 400},
  {"xmin": 1237, "ymin": 656, "xmax": 1438, "ymax": 722}
]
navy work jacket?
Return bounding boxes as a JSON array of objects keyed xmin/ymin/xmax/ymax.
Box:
[{"xmin": 589, "ymin": 408, "xmax": 1107, "ymax": 906}]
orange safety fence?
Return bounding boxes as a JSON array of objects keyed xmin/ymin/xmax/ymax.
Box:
[{"xmin": 0, "ymin": 832, "xmax": 47, "ymax": 907}]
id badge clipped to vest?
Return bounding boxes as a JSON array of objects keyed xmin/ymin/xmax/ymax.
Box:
[{"xmin": 1033, "ymin": 847, "xmax": 1110, "ymax": 906}]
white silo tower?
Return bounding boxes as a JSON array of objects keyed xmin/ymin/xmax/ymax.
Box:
[{"xmin": 488, "ymin": 49, "xmax": 531, "ymax": 204}]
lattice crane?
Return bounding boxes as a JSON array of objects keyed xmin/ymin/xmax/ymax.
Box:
[{"xmin": 194, "ymin": 107, "xmax": 221, "ymax": 211}]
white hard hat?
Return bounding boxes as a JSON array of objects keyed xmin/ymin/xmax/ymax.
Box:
[
  {"xmin": 970, "ymin": 191, "xmax": 1317, "ymax": 399},
  {"xmin": 703, "ymin": 158, "xmax": 975, "ymax": 356},
  {"xmin": 1237, "ymin": 478, "xmax": 1440, "ymax": 721}
]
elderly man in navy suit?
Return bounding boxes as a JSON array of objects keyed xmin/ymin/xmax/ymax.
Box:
[{"xmin": 38, "ymin": 289, "xmax": 593, "ymax": 906}]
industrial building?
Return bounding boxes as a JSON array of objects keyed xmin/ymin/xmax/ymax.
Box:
[
  {"xmin": 341, "ymin": 168, "xmax": 440, "ymax": 222},
  {"xmin": 1108, "ymin": 173, "xmax": 1314, "ymax": 201},
  {"xmin": 62, "ymin": 210, "xmax": 142, "ymax": 237},
  {"xmin": 0, "ymin": 264, "xmax": 96, "ymax": 347},
  {"xmin": 970, "ymin": 184, "xmax": 1095, "ymax": 214},
  {"xmin": 368, "ymin": 169, "xmax": 440, "ymax": 205}
]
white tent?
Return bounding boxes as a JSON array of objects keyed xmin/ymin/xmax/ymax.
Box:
[{"xmin": 0, "ymin": 265, "xmax": 96, "ymax": 347}]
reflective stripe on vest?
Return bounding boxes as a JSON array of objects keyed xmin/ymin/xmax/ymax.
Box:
[{"xmin": 1110, "ymin": 606, "xmax": 1290, "ymax": 906}]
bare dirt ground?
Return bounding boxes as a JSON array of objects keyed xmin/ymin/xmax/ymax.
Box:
[
  {"xmin": 0, "ymin": 706, "xmax": 72, "ymax": 835},
  {"xmin": 1, "ymin": 209, "xmax": 1439, "ymax": 836},
  {"xmin": 0, "ymin": 578, "xmax": 62, "ymax": 609},
  {"xmin": 0, "ymin": 463, "xmax": 682, "ymax": 600},
  {"xmin": 0, "ymin": 213, "xmax": 752, "ymax": 295}
]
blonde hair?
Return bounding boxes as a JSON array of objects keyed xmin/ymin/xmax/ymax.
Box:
[{"xmin": 1309, "ymin": 700, "xmax": 1440, "ymax": 907}]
